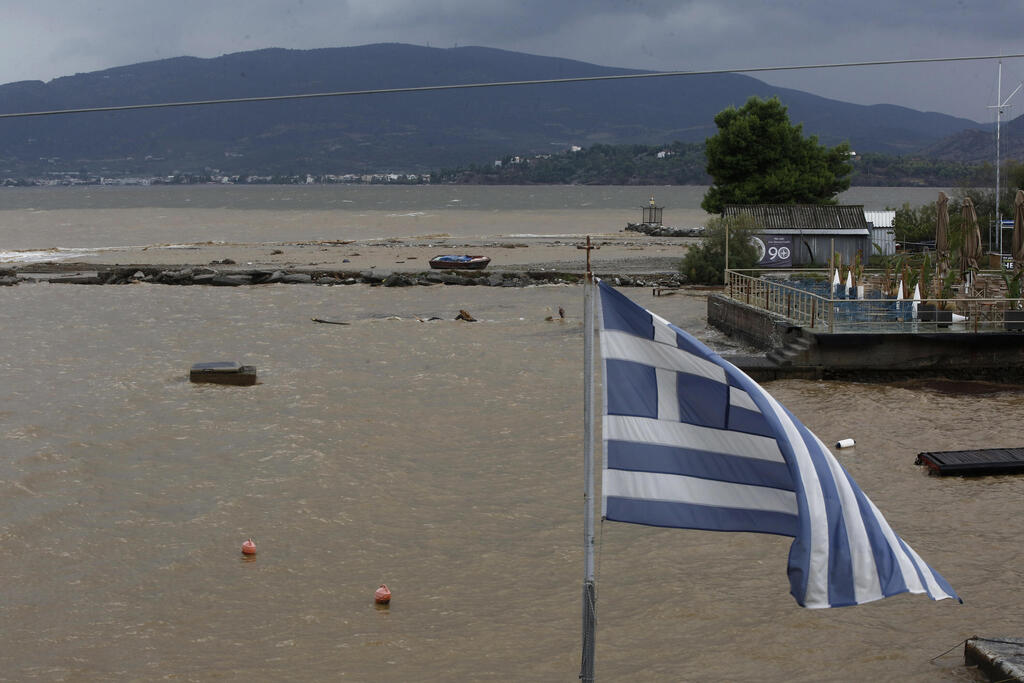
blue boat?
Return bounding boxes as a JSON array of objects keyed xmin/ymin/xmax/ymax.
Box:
[{"xmin": 428, "ymin": 254, "xmax": 491, "ymax": 270}]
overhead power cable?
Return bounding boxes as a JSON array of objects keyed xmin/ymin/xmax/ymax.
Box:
[{"xmin": 1, "ymin": 53, "xmax": 1023, "ymax": 119}]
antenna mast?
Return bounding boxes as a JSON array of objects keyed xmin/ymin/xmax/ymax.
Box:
[{"xmin": 988, "ymin": 60, "xmax": 1024, "ymax": 255}]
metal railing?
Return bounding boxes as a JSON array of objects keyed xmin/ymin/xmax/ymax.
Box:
[{"xmin": 724, "ymin": 269, "xmax": 1024, "ymax": 333}]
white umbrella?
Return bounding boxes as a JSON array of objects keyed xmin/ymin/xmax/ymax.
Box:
[
  {"xmin": 845, "ymin": 271, "xmax": 853, "ymax": 297},
  {"xmin": 912, "ymin": 283, "xmax": 921, "ymax": 319}
]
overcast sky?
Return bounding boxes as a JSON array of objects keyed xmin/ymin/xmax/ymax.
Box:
[{"xmin": 2, "ymin": 0, "xmax": 1023, "ymax": 122}]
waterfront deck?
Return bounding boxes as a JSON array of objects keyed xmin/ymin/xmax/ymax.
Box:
[
  {"xmin": 723, "ymin": 268, "xmax": 1024, "ymax": 334},
  {"xmin": 708, "ymin": 270, "xmax": 1024, "ymax": 382}
]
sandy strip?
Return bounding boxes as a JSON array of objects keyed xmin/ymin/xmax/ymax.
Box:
[{"xmin": 3, "ymin": 233, "xmax": 699, "ymax": 274}]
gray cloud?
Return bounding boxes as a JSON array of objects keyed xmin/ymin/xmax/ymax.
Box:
[{"xmin": 1, "ymin": 0, "xmax": 1022, "ymax": 121}]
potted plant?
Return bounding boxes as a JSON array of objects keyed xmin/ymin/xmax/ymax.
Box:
[
  {"xmin": 1002, "ymin": 268, "xmax": 1024, "ymax": 330},
  {"xmin": 920, "ymin": 267, "xmax": 956, "ymax": 327},
  {"xmin": 852, "ymin": 251, "xmax": 865, "ymax": 298}
]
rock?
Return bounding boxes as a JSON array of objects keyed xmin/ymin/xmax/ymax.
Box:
[
  {"xmin": 281, "ymin": 273, "xmax": 313, "ymax": 284},
  {"xmin": 210, "ymin": 274, "xmax": 252, "ymax": 286},
  {"xmin": 430, "ymin": 272, "xmax": 473, "ymax": 286},
  {"xmin": 158, "ymin": 268, "xmax": 195, "ymax": 283},
  {"xmin": 316, "ymin": 276, "xmax": 342, "ymax": 285},
  {"xmin": 45, "ymin": 272, "xmax": 102, "ymax": 284},
  {"xmin": 360, "ymin": 270, "xmax": 387, "ymax": 284},
  {"xmin": 383, "ymin": 273, "xmax": 414, "ymax": 287},
  {"xmin": 254, "ymin": 270, "xmax": 285, "ymax": 284}
]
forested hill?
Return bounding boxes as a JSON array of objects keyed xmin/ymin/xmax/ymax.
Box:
[
  {"xmin": 0, "ymin": 43, "xmax": 992, "ymax": 178},
  {"xmin": 435, "ymin": 142, "xmax": 993, "ymax": 188}
]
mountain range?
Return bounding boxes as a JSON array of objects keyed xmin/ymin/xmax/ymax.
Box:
[{"xmin": 0, "ymin": 43, "xmax": 1016, "ymax": 177}]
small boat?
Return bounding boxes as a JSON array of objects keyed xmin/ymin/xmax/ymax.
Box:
[
  {"xmin": 429, "ymin": 255, "xmax": 491, "ymax": 270},
  {"xmin": 189, "ymin": 361, "xmax": 257, "ymax": 386}
]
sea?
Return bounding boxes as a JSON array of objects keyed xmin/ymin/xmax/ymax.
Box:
[{"xmin": 1, "ymin": 184, "xmax": 1020, "ymax": 682}]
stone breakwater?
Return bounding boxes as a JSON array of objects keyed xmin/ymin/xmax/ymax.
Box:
[
  {"xmin": 624, "ymin": 223, "xmax": 705, "ymax": 237},
  {"xmin": 0, "ymin": 265, "xmax": 685, "ymax": 289}
]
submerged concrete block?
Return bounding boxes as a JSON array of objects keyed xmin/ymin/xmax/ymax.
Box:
[{"xmin": 965, "ymin": 637, "xmax": 1024, "ymax": 682}]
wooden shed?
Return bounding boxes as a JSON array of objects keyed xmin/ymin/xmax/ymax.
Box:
[{"xmin": 724, "ymin": 204, "xmax": 873, "ymax": 268}]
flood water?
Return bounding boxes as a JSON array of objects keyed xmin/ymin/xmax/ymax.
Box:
[{"xmin": 1, "ymin": 185, "xmax": 1019, "ymax": 682}]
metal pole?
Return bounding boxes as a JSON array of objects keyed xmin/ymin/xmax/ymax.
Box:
[
  {"xmin": 724, "ymin": 223, "xmax": 730, "ymax": 286},
  {"xmin": 997, "ymin": 61, "xmax": 1002, "ymax": 255},
  {"xmin": 580, "ymin": 237, "xmax": 596, "ymax": 683},
  {"xmin": 989, "ymin": 60, "xmax": 1023, "ymax": 256},
  {"xmin": 829, "ymin": 237, "xmax": 835, "ymax": 302}
]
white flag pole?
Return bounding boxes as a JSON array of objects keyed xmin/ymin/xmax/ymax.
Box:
[{"xmin": 580, "ymin": 236, "xmax": 597, "ymax": 682}]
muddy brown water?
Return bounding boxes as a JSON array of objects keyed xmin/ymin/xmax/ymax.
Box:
[{"xmin": 1, "ymin": 185, "xmax": 1014, "ymax": 682}]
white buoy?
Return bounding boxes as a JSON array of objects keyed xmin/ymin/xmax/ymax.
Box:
[{"xmin": 835, "ymin": 438, "xmax": 856, "ymax": 449}]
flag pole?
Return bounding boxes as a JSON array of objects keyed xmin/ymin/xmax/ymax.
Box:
[{"xmin": 581, "ymin": 235, "xmax": 597, "ymax": 682}]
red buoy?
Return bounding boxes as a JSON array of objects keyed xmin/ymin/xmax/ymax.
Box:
[
  {"xmin": 241, "ymin": 538, "xmax": 256, "ymax": 555},
  {"xmin": 374, "ymin": 584, "xmax": 392, "ymax": 604}
]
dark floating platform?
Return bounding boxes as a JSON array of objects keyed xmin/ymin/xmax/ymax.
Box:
[
  {"xmin": 189, "ymin": 361, "xmax": 257, "ymax": 386},
  {"xmin": 915, "ymin": 448, "xmax": 1024, "ymax": 476},
  {"xmin": 965, "ymin": 636, "xmax": 1024, "ymax": 682}
]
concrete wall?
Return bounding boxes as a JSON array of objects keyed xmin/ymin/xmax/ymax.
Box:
[
  {"xmin": 706, "ymin": 293, "xmax": 793, "ymax": 350},
  {"xmin": 808, "ymin": 331, "xmax": 1024, "ymax": 377}
]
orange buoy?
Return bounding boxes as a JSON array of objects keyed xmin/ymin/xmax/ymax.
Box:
[
  {"xmin": 374, "ymin": 584, "xmax": 392, "ymax": 604},
  {"xmin": 241, "ymin": 538, "xmax": 256, "ymax": 555}
]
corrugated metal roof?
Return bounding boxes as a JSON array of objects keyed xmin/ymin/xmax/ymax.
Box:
[
  {"xmin": 757, "ymin": 228, "xmax": 869, "ymax": 235},
  {"xmin": 864, "ymin": 210, "xmax": 896, "ymax": 228},
  {"xmin": 723, "ymin": 204, "xmax": 869, "ymax": 230}
]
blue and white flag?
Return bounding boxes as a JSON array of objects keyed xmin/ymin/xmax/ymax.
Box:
[{"xmin": 597, "ymin": 281, "xmax": 959, "ymax": 608}]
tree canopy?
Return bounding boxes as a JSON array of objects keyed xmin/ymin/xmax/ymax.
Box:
[{"xmin": 701, "ymin": 97, "xmax": 853, "ymax": 214}]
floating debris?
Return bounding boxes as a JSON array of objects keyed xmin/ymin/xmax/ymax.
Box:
[
  {"xmin": 189, "ymin": 361, "xmax": 257, "ymax": 386},
  {"xmin": 455, "ymin": 309, "xmax": 477, "ymax": 322}
]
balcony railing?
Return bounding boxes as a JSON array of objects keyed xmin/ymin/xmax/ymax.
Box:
[{"xmin": 724, "ymin": 269, "xmax": 1024, "ymax": 333}]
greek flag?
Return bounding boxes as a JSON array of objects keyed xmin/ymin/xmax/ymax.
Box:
[{"xmin": 597, "ymin": 281, "xmax": 959, "ymax": 608}]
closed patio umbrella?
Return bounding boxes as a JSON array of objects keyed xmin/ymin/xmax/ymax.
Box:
[
  {"xmin": 961, "ymin": 197, "xmax": 983, "ymax": 292},
  {"xmin": 934, "ymin": 191, "xmax": 950, "ymax": 300},
  {"xmin": 936, "ymin": 191, "xmax": 950, "ymax": 268}
]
